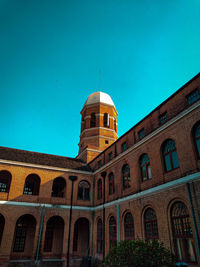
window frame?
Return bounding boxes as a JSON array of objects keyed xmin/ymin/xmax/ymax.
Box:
[
  {"xmin": 124, "ymin": 212, "xmax": 134, "ymax": 240},
  {"xmin": 139, "ymin": 154, "xmax": 152, "ymax": 181},
  {"xmin": 108, "ymin": 172, "xmax": 115, "ymax": 195},
  {"xmin": 187, "ymin": 89, "xmax": 200, "ymax": 105},
  {"xmin": 78, "ymin": 180, "xmax": 90, "ymax": 201},
  {"xmin": 144, "ymin": 208, "xmax": 159, "ymax": 241},
  {"xmin": 162, "ymin": 139, "xmax": 179, "ymax": 172},
  {"xmin": 122, "ymin": 164, "xmax": 131, "ymax": 190}
]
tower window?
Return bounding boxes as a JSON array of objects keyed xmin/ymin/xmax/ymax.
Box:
[
  {"xmin": 90, "ymin": 113, "xmax": 96, "ymax": 127},
  {"xmin": 109, "ymin": 152, "xmax": 113, "ymax": 160},
  {"xmin": 104, "ymin": 113, "xmax": 109, "ymax": 127}
]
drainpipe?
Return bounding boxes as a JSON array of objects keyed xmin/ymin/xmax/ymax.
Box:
[
  {"xmin": 66, "ymin": 175, "xmax": 77, "ymax": 267},
  {"xmin": 186, "ymin": 183, "xmax": 200, "ymax": 262},
  {"xmin": 35, "ymin": 205, "xmax": 45, "ymax": 263},
  {"xmin": 101, "ymin": 171, "xmax": 107, "ymax": 259},
  {"xmin": 116, "ymin": 203, "xmax": 120, "ymax": 244}
]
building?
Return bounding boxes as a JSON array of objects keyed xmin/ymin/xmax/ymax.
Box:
[{"xmin": 0, "ymin": 73, "xmax": 200, "ymax": 266}]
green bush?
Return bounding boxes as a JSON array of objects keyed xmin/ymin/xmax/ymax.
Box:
[{"xmin": 103, "ymin": 239, "xmax": 176, "ymax": 267}]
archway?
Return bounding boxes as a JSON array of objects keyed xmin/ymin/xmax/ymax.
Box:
[{"xmin": 73, "ymin": 218, "xmax": 90, "ymax": 257}]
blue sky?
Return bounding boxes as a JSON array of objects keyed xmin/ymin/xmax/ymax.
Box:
[{"xmin": 0, "ymin": 0, "xmax": 200, "ymax": 158}]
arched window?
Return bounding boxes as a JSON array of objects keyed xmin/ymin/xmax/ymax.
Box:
[
  {"xmin": 171, "ymin": 202, "xmax": 196, "ymax": 263},
  {"xmin": 97, "ymin": 218, "xmax": 103, "ymax": 253},
  {"xmin": 139, "ymin": 154, "xmax": 152, "ymax": 181},
  {"xmin": 193, "ymin": 122, "xmax": 200, "ymax": 158},
  {"xmin": 44, "ymin": 216, "xmax": 64, "ymax": 254},
  {"xmin": 23, "ymin": 174, "xmax": 40, "ymax": 195},
  {"xmin": 124, "ymin": 212, "xmax": 134, "ymax": 240},
  {"xmin": 122, "ymin": 164, "xmax": 130, "ymax": 189},
  {"xmin": 109, "ymin": 216, "xmax": 117, "ymax": 249},
  {"xmin": 78, "ymin": 180, "xmax": 90, "ymax": 201},
  {"xmin": 162, "ymin": 139, "xmax": 179, "ymax": 172},
  {"xmin": 0, "ymin": 214, "xmax": 5, "ymax": 246},
  {"xmin": 52, "ymin": 177, "xmax": 66, "ymax": 198},
  {"xmin": 13, "ymin": 215, "xmax": 36, "ymax": 253},
  {"xmin": 0, "ymin": 170, "xmax": 11, "ymax": 193},
  {"xmin": 114, "ymin": 118, "xmax": 117, "ymax": 132},
  {"xmin": 104, "ymin": 113, "xmax": 109, "ymax": 127},
  {"xmin": 144, "ymin": 208, "xmax": 158, "ymax": 240},
  {"xmin": 108, "ymin": 172, "xmax": 115, "ymax": 195},
  {"xmin": 90, "ymin": 113, "xmax": 96, "ymax": 127},
  {"xmin": 97, "ymin": 179, "xmax": 102, "ymax": 200}
]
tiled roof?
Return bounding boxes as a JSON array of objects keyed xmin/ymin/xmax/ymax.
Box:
[{"xmin": 0, "ymin": 146, "xmax": 92, "ymax": 172}]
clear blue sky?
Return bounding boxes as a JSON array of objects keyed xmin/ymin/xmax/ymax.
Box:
[{"xmin": 0, "ymin": 0, "xmax": 200, "ymax": 158}]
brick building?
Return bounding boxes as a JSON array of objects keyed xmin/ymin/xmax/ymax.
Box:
[{"xmin": 0, "ymin": 73, "xmax": 200, "ymax": 266}]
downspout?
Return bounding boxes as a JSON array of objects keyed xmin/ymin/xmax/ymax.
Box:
[
  {"xmin": 101, "ymin": 171, "xmax": 107, "ymax": 259},
  {"xmin": 186, "ymin": 183, "xmax": 200, "ymax": 261},
  {"xmin": 35, "ymin": 205, "xmax": 45, "ymax": 263},
  {"xmin": 116, "ymin": 203, "xmax": 120, "ymax": 244},
  {"xmin": 67, "ymin": 176, "xmax": 77, "ymax": 267}
]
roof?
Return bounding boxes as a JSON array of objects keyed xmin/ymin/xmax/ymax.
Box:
[
  {"xmin": 0, "ymin": 146, "xmax": 92, "ymax": 172},
  {"xmin": 84, "ymin": 91, "xmax": 115, "ymax": 107}
]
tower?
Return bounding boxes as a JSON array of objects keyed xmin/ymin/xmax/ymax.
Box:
[{"xmin": 77, "ymin": 92, "xmax": 118, "ymax": 163}]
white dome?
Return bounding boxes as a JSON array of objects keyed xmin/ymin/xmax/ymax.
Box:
[{"xmin": 84, "ymin": 91, "xmax": 115, "ymax": 107}]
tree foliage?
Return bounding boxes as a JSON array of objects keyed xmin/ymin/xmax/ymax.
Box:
[{"xmin": 103, "ymin": 239, "xmax": 175, "ymax": 267}]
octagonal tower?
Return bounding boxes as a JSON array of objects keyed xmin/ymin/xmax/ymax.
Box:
[{"xmin": 77, "ymin": 92, "xmax": 118, "ymax": 163}]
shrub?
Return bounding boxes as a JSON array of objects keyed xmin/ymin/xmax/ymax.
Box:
[{"xmin": 103, "ymin": 239, "xmax": 175, "ymax": 267}]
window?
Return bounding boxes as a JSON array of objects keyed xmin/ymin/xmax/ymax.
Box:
[
  {"xmin": 144, "ymin": 208, "xmax": 158, "ymax": 240},
  {"xmin": 114, "ymin": 118, "xmax": 117, "ymax": 132},
  {"xmin": 0, "ymin": 214, "xmax": 5, "ymax": 246},
  {"xmin": 23, "ymin": 174, "xmax": 40, "ymax": 195},
  {"xmin": 109, "ymin": 152, "xmax": 113, "ymax": 161},
  {"xmin": 109, "ymin": 216, "xmax": 117, "ymax": 249},
  {"xmin": 97, "ymin": 219, "xmax": 103, "ymax": 253},
  {"xmin": 13, "ymin": 215, "xmax": 36, "ymax": 252},
  {"xmin": 187, "ymin": 89, "xmax": 200, "ymax": 105},
  {"xmin": 159, "ymin": 112, "xmax": 168, "ymax": 125},
  {"xmin": 90, "ymin": 113, "xmax": 96, "ymax": 127},
  {"xmin": 171, "ymin": 202, "xmax": 196, "ymax": 263},
  {"xmin": 108, "ymin": 172, "xmax": 115, "ymax": 195},
  {"xmin": 162, "ymin": 139, "xmax": 179, "ymax": 172},
  {"xmin": 97, "ymin": 179, "xmax": 102, "ymax": 200},
  {"xmin": 0, "ymin": 170, "xmax": 11, "ymax": 193},
  {"xmin": 105, "ymin": 140, "xmax": 109, "ymax": 144},
  {"xmin": 98, "ymin": 160, "xmax": 102, "ymax": 168},
  {"xmin": 193, "ymin": 122, "xmax": 200, "ymax": 158},
  {"xmin": 78, "ymin": 180, "xmax": 90, "ymax": 201},
  {"xmin": 52, "ymin": 177, "xmax": 66, "ymax": 198},
  {"xmin": 104, "ymin": 113, "xmax": 109, "ymax": 127},
  {"xmin": 124, "ymin": 213, "xmax": 134, "ymax": 240},
  {"xmin": 138, "ymin": 129, "xmax": 145, "ymax": 140},
  {"xmin": 121, "ymin": 142, "xmax": 127, "ymax": 152},
  {"xmin": 122, "ymin": 164, "xmax": 130, "ymax": 189},
  {"xmin": 139, "ymin": 154, "xmax": 152, "ymax": 181}
]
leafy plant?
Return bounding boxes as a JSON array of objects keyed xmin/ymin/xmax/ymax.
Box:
[{"xmin": 103, "ymin": 239, "xmax": 175, "ymax": 267}]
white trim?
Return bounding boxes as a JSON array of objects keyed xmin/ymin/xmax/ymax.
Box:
[
  {"xmin": 81, "ymin": 135, "xmax": 116, "ymax": 141},
  {"xmin": 94, "ymin": 101, "xmax": 200, "ymax": 174},
  {"xmin": 0, "ymin": 159, "xmax": 93, "ymax": 175},
  {"xmin": 1, "ymin": 172, "xmax": 200, "ymax": 211},
  {"xmin": 80, "ymin": 126, "xmax": 117, "ymax": 135}
]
